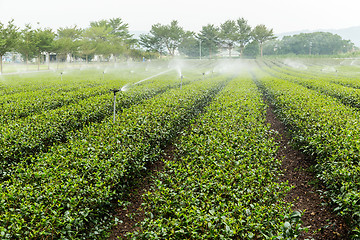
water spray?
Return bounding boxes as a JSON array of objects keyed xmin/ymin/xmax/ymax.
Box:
[
  {"xmin": 134, "ymin": 69, "xmax": 173, "ymax": 86},
  {"xmin": 110, "ymin": 88, "xmax": 121, "ymax": 123}
]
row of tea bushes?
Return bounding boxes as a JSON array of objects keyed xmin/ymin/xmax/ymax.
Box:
[
  {"xmin": 0, "ymin": 67, "xmax": 184, "ymax": 123},
  {"xmin": 254, "ymin": 70, "xmax": 360, "ymax": 237},
  {"xmin": 263, "ymin": 59, "xmax": 360, "ymax": 90},
  {"xmin": 0, "ymin": 70, "xmax": 108, "ymax": 95},
  {"xmin": 262, "ymin": 64, "xmax": 360, "ymax": 109},
  {"xmin": 0, "ymin": 62, "xmax": 169, "ymax": 95},
  {"xmin": 0, "ymin": 73, "xmax": 195, "ymax": 179},
  {"xmin": 0, "ymin": 75, "xmax": 228, "ymax": 239},
  {"xmin": 0, "ymin": 85, "xmax": 109, "ymax": 124},
  {"xmin": 132, "ymin": 75, "xmax": 301, "ymax": 239}
]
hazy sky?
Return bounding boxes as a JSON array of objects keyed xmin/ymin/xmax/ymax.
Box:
[{"xmin": 0, "ymin": 0, "xmax": 359, "ymax": 34}]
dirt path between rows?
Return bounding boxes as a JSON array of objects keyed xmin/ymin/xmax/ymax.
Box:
[
  {"xmin": 265, "ymin": 105, "xmax": 349, "ymax": 239},
  {"xmin": 108, "ymin": 149, "xmax": 170, "ymax": 240}
]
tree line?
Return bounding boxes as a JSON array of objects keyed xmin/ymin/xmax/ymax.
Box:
[
  {"xmin": 0, "ymin": 17, "xmax": 275, "ymax": 66},
  {"xmin": 0, "ymin": 18, "xmax": 141, "ymax": 70},
  {"xmin": 140, "ymin": 18, "xmax": 275, "ymax": 58},
  {"xmin": 0, "ymin": 17, "xmax": 356, "ymax": 73},
  {"xmin": 263, "ymin": 32, "xmax": 355, "ymax": 56}
]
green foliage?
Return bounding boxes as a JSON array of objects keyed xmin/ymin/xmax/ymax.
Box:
[
  {"xmin": 17, "ymin": 24, "xmax": 38, "ymax": 63},
  {"xmin": 0, "ymin": 61, "xmax": 226, "ymax": 239},
  {"xmin": 53, "ymin": 25, "xmax": 83, "ymax": 61},
  {"xmin": 263, "ymin": 60, "xmax": 360, "ymax": 108},
  {"xmin": 132, "ymin": 75, "xmax": 302, "ymax": 239},
  {"xmin": 140, "ymin": 20, "xmax": 192, "ymax": 56},
  {"xmin": 265, "ymin": 32, "xmax": 355, "ymax": 56},
  {"xmin": 236, "ymin": 18, "xmax": 252, "ymax": 56},
  {"xmin": 197, "ymin": 24, "xmax": 221, "ymax": 58},
  {"xmin": 251, "ymin": 25, "xmax": 276, "ymax": 57},
  {"xmin": 178, "ymin": 36, "xmax": 200, "ymax": 58},
  {"xmin": 8, "ymin": 58, "xmax": 360, "ymax": 238},
  {"xmin": 219, "ymin": 20, "xmax": 239, "ymax": 57},
  {"xmin": 255, "ymin": 62, "xmax": 360, "ymax": 237},
  {"xmin": 35, "ymin": 28, "xmax": 55, "ymax": 54},
  {"xmin": 243, "ymin": 41, "xmax": 260, "ymax": 58},
  {"xmin": 0, "ymin": 19, "xmax": 19, "ymax": 56},
  {"xmin": 0, "ymin": 67, "xmax": 193, "ymax": 179},
  {"xmin": 0, "ymin": 19, "xmax": 19, "ymax": 73}
]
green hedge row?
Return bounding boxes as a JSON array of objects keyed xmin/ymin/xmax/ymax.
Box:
[
  {"xmin": 0, "ymin": 63, "xmax": 165, "ymax": 95},
  {"xmin": 0, "ymin": 85, "xmax": 110, "ymax": 124},
  {"xmin": 255, "ymin": 71, "xmax": 360, "ymax": 238},
  {"xmin": 262, "ymin": 59, "xmax": 360, "ymax": 90},
  {"xmin": 0, "ymin": 75, "xmax": 227, "ymax": 239},
  {"xmin": 263, "ymin": 65, "xmax": 360, "ymax": 109},
  {"xmin": 0, "ymin": 73, "xmax": 193, "ymax": 179},
  {"xmin": 0, "ymin": 66, "xmax": 183, "ymax": 123},
  {"xmin": 132, "ymin": 75, "xmax": 301, "ymax": 239}
]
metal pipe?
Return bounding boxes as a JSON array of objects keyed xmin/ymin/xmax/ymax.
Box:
[
  {"xmin": 110, "ymin": 89, "xmax": 121, "ymax": 123},
  {"xmin": 113, "ymin": 92, "xmax": 116, "ymax": 122}
]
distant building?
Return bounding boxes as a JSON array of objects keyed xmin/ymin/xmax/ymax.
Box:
[
  {"xmin": 3, "ymin": 52, "xmax": 22, "ymax": 63},
  {"xmin": 217, "ymin": 49, "xmax": 241, "ymax": 57}
]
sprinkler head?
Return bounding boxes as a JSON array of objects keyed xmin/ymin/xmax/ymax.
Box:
[{"xmin": 110, "ymin": 88, "xmax": 121, "ymax": 95}]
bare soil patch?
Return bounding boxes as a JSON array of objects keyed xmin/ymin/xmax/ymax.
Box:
[
  {"xmin": 266, "ymin": 106, "xmax": 349, "ymax": 239},
  {"xmin": 108, "ymin": 146, "xmax": 173, "ymax": 239}
]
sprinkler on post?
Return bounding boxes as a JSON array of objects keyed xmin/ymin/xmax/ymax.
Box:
[
  {"xmin": 102, "ymin": 71, "xmax": 105, "ymax": 80},
  {"xmin": 202, "ymin": 72, "xmax": 205, "ymax": 80},
  {"xmin": 110, "ymin": 88, "xmax": 121, "ymax": 123},
  {"xmin": 60, "ymin": 72, "xmax": 63, "ymax": 81},
  {"xmin": 180, "ymin": 75, "xmax": 183, "ymax": 89}
]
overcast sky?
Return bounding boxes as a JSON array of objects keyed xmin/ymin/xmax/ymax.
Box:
[{"xmin": 0, "ymin": 0, "xmax": 359, "ymax": 34}]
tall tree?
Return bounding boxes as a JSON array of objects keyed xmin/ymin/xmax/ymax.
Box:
[
  {"xmin": 178, "ymin": 34, "xmax": 199, "ymax": 57},
  {"xmin": 34, "ymin": 28, "xmax": 55, "ymax": 70},
  {"xmin": 81, "ymin": 24, "xmax": 112, "ymax": 61},
  {"xmin": 236, "ymin": 18, "xmax": 252, "ymax": 56},
  {"xmin": 0, "ymin": 19, "xmax": 19, "ymax": 74},
  {"xmin": 219, "ymin": 20, "xmax": 239, "ymax": 57},
  {"xmin": 54, "ymin": 26, "xmax": 82, "ymax": 62},
  {"xmin": 108, "ymin": 18, "xmax": 133, "ymax": 41},
  {"xmin": 139, "ymin": 33, "xmax": 165, "ymax": 54},
  {"xmin": 140, "ymin": 20, "xmax": 191, "ymax": 56},
  {"xmin": 197, "ymin": 24, "xmax": 220, "ymax": 58},
  {"xmin": 107, "ymin": 18, "xmax": 135, "ymax": 61},
  {"xmin": 81, "ymin": 18, "xmax": 133, "ymax": 61},
  {"xmin": 265, "ymin": 32, "xmax": 355, "ymax": 55},
  {"xmin": 251, "ymin": 24, "xmax": 276, "ymax": 57},
  {"xmin": 17, "ymin": 24, "xmax": 38, "ymax": 64},
  {"xmin": 78, "ymin": 38, "xmax": 96, "ymax": 63}
]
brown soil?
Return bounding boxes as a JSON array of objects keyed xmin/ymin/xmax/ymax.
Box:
[
  {"xmin": 266, "ymin": 105, "xmax": 349, "ymax": 239},
  {"xmin": 108, "ymin": 146, "xmax": 173, "ymax": 240}
]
